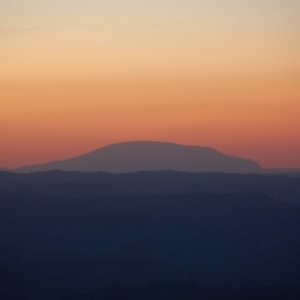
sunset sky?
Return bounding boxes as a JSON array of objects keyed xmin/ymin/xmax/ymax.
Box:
[{"xmin": 1, "ymin": 0, "xmax": 299, "ymax": 169}]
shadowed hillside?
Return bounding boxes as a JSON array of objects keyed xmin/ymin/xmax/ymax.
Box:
[
  {"xmin": 0, "ymin": 190, "xmax": 299, "ymax": 299},
  {"xmin": 0, "ymin": 169, "xmax": 300, "ymax": 299}
]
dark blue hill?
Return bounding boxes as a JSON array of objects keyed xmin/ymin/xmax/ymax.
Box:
[{"xmin": 1, "ymin": 170, "xmax": 300, "ymax": 203}]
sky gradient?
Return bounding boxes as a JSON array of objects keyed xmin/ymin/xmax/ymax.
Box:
[{"xmin": 1, "ymin": 0, "xmax": 300, "ymax": 169}]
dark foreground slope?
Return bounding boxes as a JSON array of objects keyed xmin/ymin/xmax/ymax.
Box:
[
  {"xmin": 15, "ymin": 141, "xmax": 262, "ymax": 174},
  {"xmin": 0, "ymin": 177, "xmax": 300, "ymax": 299}
]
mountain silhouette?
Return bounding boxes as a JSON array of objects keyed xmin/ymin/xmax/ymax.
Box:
[{"xmin": 15, "ymin": 141, "xmax": 262, "ymax": 173}]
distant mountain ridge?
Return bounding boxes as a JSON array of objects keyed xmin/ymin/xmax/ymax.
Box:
[{"xmin": 15, "ymin": 141, "xmax": 263, "ymax": 174}]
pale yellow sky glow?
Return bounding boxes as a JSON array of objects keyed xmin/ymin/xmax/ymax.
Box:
[{"xmin": 0, "ymin": 0, "xmax": 299, "ymax": 168}]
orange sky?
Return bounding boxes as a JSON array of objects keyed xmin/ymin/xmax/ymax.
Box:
[{"xmin": 1, "ymin": 1, "xmax": 300, "ymax": 169}]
